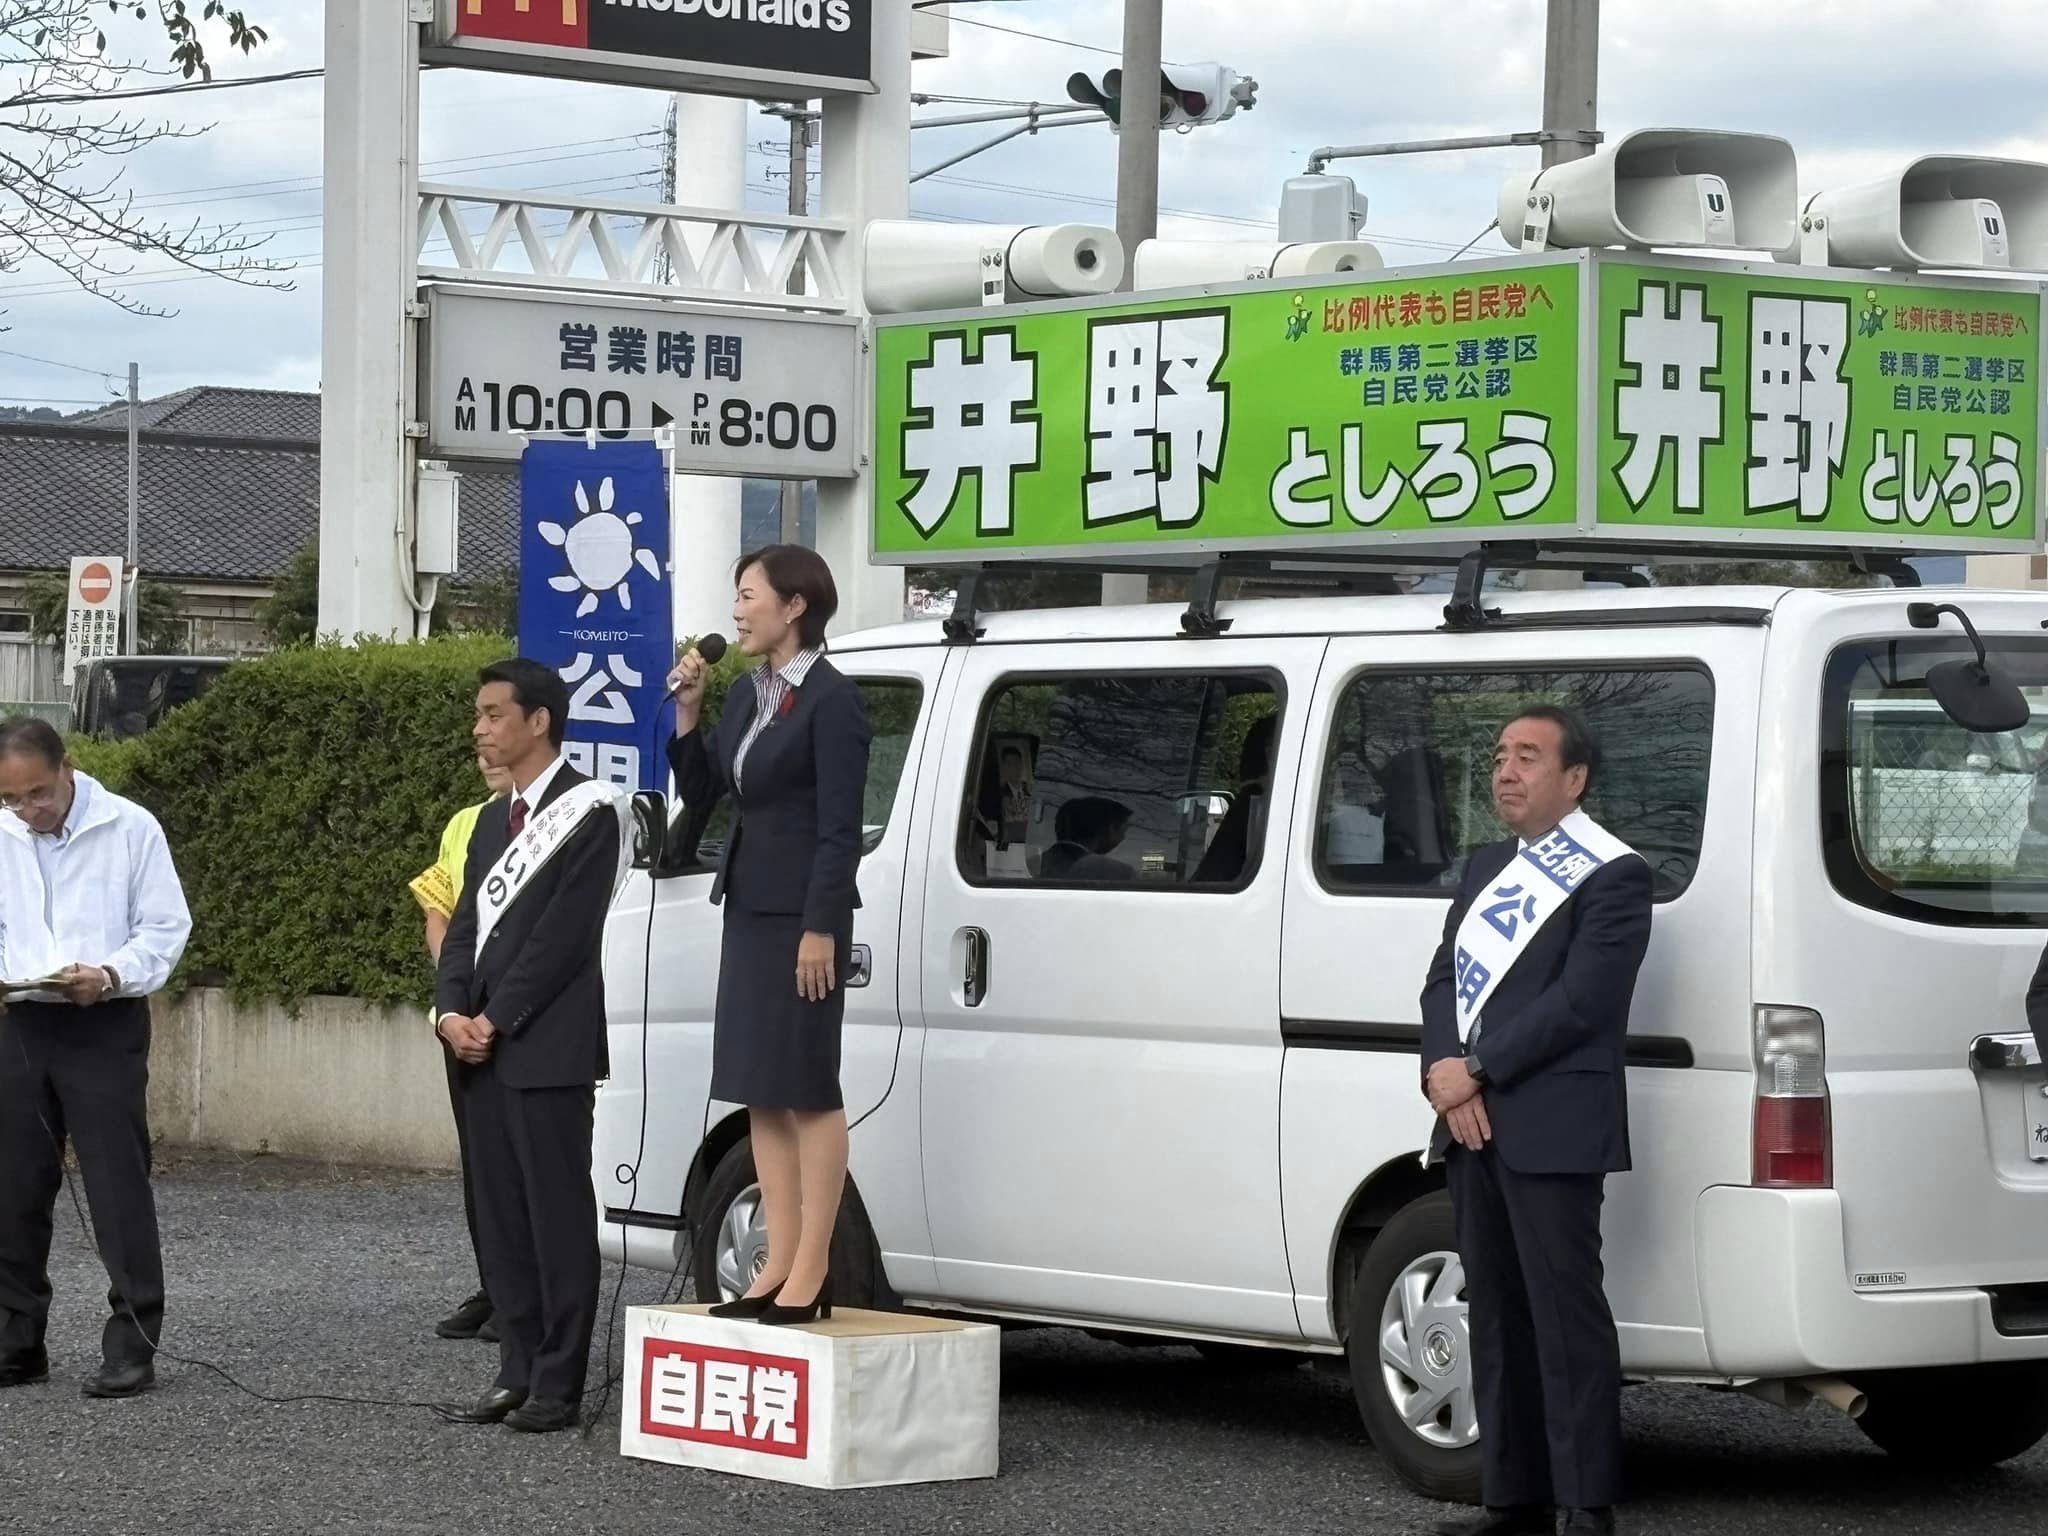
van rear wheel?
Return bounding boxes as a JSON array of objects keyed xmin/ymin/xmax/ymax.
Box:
[
  {"xmin": 1855, "ymin": 1363, "xmax": 2048, "ymax": 1471},
  {"xmin": 1345, "ymin": 1192, "xmax": 1483, "ymax": 1505}
]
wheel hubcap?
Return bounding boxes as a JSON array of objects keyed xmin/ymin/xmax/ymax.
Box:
[
  {"xmin": 1377, "ymin": 1248, "xmax": 1477, "ymax": 1449},
  {"xmin": 714, "ymin": 1183, "xmax": 769, "ymax": 1302}
]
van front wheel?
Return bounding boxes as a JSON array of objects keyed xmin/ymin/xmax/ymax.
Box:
[
  {"xmin": 1855, "ymin": 1363, "xmax": 2048, "ymax": 1470},
  {"xmin": 1345, "ymin": 1192, "xmax": 1483, "ymax": 1505}
]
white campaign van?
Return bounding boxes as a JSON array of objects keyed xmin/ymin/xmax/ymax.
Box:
[{"xmin": 595, "ymin": 579, "xmax": 2048, "ymax": 1501}]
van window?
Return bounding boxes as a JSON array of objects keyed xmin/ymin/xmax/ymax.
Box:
[
  {"xmin": 688, "ymin": 675, "xmax": 925, "ymax": 865},
  {"xmin": 1315, "ymin": 666, "xmax": 1715, "ymax": 899},
  {"xmin": 1823, "ymin": 637, "xmax": 2048, "ymax": 925},
  {"xmin": 958, "ymin": 673, "xmax": 1282, "ymax": 889}
]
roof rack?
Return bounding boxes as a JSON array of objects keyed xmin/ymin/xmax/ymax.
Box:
[{"xmin": 931, "ymin": 540, "xmax": 1924, "ymax": 644}]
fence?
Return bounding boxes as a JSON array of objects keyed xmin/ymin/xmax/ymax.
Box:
[{"xmin": 1851, "ymin": 711, "xmax": 2041, "ymax": 876}]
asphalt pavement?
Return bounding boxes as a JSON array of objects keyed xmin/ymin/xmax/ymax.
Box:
[{"xmin": 0, "ymin": 1155, "xmax": 2041, "ymax": 1536}]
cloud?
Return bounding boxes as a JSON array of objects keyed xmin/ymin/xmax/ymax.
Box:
[{"xmin": 0, "ymin": 0, "xmax": 2041, "ymax": 409}]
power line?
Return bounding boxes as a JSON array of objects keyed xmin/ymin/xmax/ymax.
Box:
[
  {"xmin": 11, "ymin": 64, "xmax": 326, "ymax": 108},
  {"xmin": 0, "ymin": 345, "xmax": 121, "ymax": 380},
  {"xmin": 124, "ymin": 134, "xmax": 655, "ymax": 212},
  {"xmin": 946, "ymin": 12, "xmax": 1127, "ymax": 59},
  {"xmin": 920, "ymin": 171, "xmax": 1470, "ymax": 252}
]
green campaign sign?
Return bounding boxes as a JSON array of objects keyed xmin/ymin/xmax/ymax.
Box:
[
  {"xmin": 1595, "ymin": 259, "xmax": 2041, "ymax": 543},
  {"xmin": 871, "ymin": 258, "xmax": 1584, "ymax": 560},
  {"xmin": 870, "ymin": 251, "xmax": 2046, "ymax": 564}
]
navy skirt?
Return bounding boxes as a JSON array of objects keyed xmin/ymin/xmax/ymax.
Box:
[{"xmin": 710, "ymin": 908, "xmax": 850, "ymax": 1112}]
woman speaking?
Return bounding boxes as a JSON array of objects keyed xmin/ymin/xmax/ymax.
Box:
[{"xmin": 666, "ymin": 545, "xmax": 872, "ymax": 1327}]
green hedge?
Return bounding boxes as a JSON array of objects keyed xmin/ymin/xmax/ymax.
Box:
[{"xmin": 74, "ymin": 635, "xmax": 514, "ymax": 1009}]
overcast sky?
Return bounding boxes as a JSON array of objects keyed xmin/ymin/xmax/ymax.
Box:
[{"xmin": 2, "ymin": 0, "xmax": 2045, "ymax": 415}]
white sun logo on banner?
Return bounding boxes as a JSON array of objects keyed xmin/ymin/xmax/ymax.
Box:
[{"xmin": 539, "ymin": 476, "xmax": 663, "ymax": 619}]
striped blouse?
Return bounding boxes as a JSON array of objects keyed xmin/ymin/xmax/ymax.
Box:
[{"xmin": 733, "ymin": 647, "xmax": 823, "ymax": 792}]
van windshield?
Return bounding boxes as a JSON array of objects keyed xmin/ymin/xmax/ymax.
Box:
[{"xmin": 1822, "ymin": 635, "xmax": 2048, "ymax": 925}]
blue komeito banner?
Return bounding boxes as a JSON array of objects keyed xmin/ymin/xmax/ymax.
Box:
[{"xmin": 517, "ymin": 438, "xmax": 673, "ymax": 792}]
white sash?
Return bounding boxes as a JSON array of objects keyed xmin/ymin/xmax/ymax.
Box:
[
  {"xmin": 473, "ymin": 780, "xmax": 635, "ymax": 956},
  {"xmin": 1450, "ymin": 810, "xmax": 1638, "ymax": 1045}
]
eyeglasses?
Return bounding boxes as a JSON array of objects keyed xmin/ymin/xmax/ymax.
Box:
[{"xmin": 0, "ymin": 783, "xmax": 64, "ymax": 812}]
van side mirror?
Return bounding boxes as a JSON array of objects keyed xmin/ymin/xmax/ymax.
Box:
[
  {"xmin": 1908, "ymin": 602, "xmax": 2032, "ymax": 733},
  {"xmin": 630, "ymin": 791, "xmax": 669, "ymax": 871},
  {"xmin": 1926, "ymin": 658, "xmax": 2031, "ymax": 735}
]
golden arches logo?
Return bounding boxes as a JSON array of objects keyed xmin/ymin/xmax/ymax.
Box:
[{"xmin": 465, "ymin": 0, "xmax": 579, "ymax": 25}]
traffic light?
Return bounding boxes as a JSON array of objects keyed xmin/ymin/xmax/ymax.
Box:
[
  {"xmin": 1064, "ymin": 63, "xmax": 1256, "ymax": 131},
  {"xmin": 863, "ymin": 220, "xmax": 1125, "ymax": 315},
  {"xmin": 1498, "ymin": 128, "xmax": 1798, "ymax": 254},
  {"xmin": 1788, "ymin": 156, "xmax": 2048, "ymax": 270},
  {"xmin": 1132, "ymin": 239, "xmax": 1382, "ymax": 290}
]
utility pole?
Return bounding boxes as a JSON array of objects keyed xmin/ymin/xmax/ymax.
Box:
[
  {"xmin": 656, "ymin": 98, "xmax": 678, "ymax": 285},
  {"xmin": 1113, "ymin": 0, "xmax": 1162, "ymax": 292},
  {"xmin": 1541, "ymin": 0, "xmax": 1598, "ymax": 169},
  {"xmin": 124, "ymin": 361, "xmax": 139, "ymax": 654},
  {"xmin": 780, "ymin": 108, "xmax": 813, "ymax": 545}
]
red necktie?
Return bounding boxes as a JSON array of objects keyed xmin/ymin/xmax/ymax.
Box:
[{"xmin": 508, "ymin": 797, "xmax": 528, "ymax": 838}]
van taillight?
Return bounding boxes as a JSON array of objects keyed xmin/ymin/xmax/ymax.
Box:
[{"xmin": 1752, "ymin": 1006, "xmax": 1831, "ymax": 1189}]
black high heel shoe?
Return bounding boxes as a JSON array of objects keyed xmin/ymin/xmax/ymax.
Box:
[
  {"xmin": 758, "ymin": 1275, "xmax": 832, "ymax": 1326},
  {"xmin": 707, "ymin": 1285, "xmax": 784, "ymax": 1321}
]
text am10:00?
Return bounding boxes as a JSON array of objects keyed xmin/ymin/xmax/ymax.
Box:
[{"xmin": 451, "ymin": 379, "xmax": 841, "ymax": 454}]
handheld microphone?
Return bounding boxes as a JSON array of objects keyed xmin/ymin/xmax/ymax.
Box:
[{"xmin": 666, "ymin": 632, "xmax": 727, "ymax": 700}]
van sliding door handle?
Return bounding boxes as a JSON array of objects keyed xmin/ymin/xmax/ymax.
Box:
[
  {"xmin": 962, "ymin": 927, "xmax": 990, "ymax": 1008},
  {"xmin": 1972, "ymin": 1033, "xmax": 2042, "ymax": 1072}
]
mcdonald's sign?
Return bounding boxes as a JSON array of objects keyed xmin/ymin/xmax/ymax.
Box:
[{"xmin": 428, "ymin": 0, "xmax": 875, "ymax": 98}]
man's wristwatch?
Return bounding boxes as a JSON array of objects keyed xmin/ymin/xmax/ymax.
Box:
[
  {"xmin": 99, "ymin": 966, "xmax": 120, "ymax": 996},
  {"xmin": 1464, "ymin": 1051, "xmax": 1487, "ymax": 1085}
]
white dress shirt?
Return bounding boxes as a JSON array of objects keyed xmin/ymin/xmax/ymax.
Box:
[
  {"xmin": 0, "ymin": 771, "xmax": 192, "ymax": 1000},
  {"xmin": 508, "ymin": 753, "xmax": 568, "ymax": 831}
]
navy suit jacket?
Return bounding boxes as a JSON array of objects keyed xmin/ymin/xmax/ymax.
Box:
[
  {"xmin": 1419, "ymin": 837, "xmax": 1654, "ymax": 1174},
  {"xmin": 434, "ymin": 762, "xmax": 617, "ymax": 1091},
  {"xmin": 667, "ymin": 658, "xmax": 871, "ymax": 934}
]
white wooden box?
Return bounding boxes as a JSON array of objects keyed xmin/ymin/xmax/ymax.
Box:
[{"xmin": 620, "ymin": 1304, "xmax": 1001, "ymax": 1489}]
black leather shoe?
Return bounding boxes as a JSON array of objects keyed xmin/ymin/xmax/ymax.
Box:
[
  {"xmin": 434, "ymin": 1386, "xmax": 526, "ymax": 1424},
  {"xmin": 1560, "ymin": 1510, "xmax": 1615, "ymax": 1535},
  {"xmin": 0, "ymin": 1348, "xmax": 49, "ymax": 1389},
  {"xmin": 759, "ymin": 1274, "xmax": 833, "ymax": 1327},
  {"xmin": 82, "ymin": 1359, "xmax": 155, "ymax": 1399},
  {"xmin": 504, "ymin": 1397, "xmax": 580, "ymax": 1434},
  {"xmin": 1432, "ymin": 1507, "xmax": 1556, "ymax": 1536},
  {"xmin": 707, "ymin": 1287, "xmax": 786, "ymax": 1321},
  {"xmin": 478, "ymin": 1313, "xmax": 502, "ymax": 1344},
  {"xmin": 435, "ymin": 1292, "xmax": 493, "ymax": 1340}
]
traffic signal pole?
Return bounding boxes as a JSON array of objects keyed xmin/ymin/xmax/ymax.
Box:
[
  {"xmin": 1100, "ymin": 0, "xmax": 1164, "ymax": 607},
  {"xmin": 1522, "ymin": 0, "xmax": 1599, "ymax": 591},
  {"xmin": 1541, "ymin": 0, "xmax": 1599, "ymax": 169},
  {"xmin": 1113, "ymin": 0, "xmax": 1163, "ymax": 296}
]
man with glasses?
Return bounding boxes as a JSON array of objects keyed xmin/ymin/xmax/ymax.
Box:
[{"xmin": 0, "ymin": 717, "xmax": 191, "ymax": 1398}]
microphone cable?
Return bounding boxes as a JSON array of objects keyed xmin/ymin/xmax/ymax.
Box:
[
  {"xmin": 14, "ymin": 1022, "xmax": 451, "ymax": 1415},
  {"xmin": 579, "ymin": 633, "xmax": 727, "ymax": 1435}
]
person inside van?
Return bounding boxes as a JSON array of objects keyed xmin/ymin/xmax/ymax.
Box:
[
  {"xmin": 1041, "ymin": 795, "xmax": 1136, "ymax": 882},
  {"xmin": 1193, "ymin": 713, "xmax": 1277, "ymax": 884}
]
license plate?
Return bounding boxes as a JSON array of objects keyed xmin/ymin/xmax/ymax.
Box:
[{"xmin": 2028, "ymin": 1082, "xmax": 2048, "ymax": 1162}]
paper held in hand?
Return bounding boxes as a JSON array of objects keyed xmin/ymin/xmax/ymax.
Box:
[{"xmin": 1, "ymin": 974, "xmax": 70, "ymax": 999}]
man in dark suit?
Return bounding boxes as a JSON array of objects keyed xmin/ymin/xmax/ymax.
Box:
[
  {"xmin": 1419, "ymin": 705, "xmax": 1654, "ymax": 1536},
  {"xmin": 433, "ymin": 659, "xmax": 624, "ymax": 1434}
]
